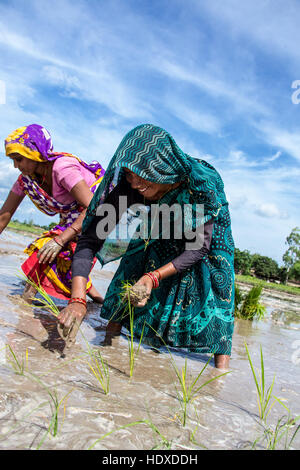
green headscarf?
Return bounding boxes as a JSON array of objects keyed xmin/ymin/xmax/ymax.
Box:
[{"xmin": 83, "ymin": 124, "xmax": 226, "ymax": 262}]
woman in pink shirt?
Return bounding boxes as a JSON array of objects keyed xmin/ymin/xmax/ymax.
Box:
[{"xmin": 0, "ymin": 124, "xmax": 105, "ymax": 304}]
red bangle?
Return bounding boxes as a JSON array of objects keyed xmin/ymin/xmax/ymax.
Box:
[
  {"xmin": 143, "ymin": 272, "xmax": 159, "ymax": 289},
  {"xmin": 68, "ymin": 297, "xmax": 87, "ymax": 307}
]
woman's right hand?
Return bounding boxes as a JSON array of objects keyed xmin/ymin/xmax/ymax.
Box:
[
  {"xmin": 37, "ymin": 238, "xmax": 62, "ymax": 264},
  {"xmin": 57, "ymin": 302, "xmax": 87, "ymax": 343}
]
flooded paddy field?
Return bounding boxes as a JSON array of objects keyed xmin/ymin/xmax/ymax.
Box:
[{"xmin": 0, "ymin": 230, "xmax": 299, "ymax": 450}]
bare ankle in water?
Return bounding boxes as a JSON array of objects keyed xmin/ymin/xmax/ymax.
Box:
[{"xmin": 214, "ymin": 354, "xmax": 230, "ymax": 369}]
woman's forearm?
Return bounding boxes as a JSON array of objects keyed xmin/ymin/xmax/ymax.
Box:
[
  {"xmin": 0, "ymin": 212, "xmax": 11, "ymax": 234},
  {"xmin": 71, "ymin": 275, "xmax": 89, "ymax": 300},
  {"xmin": 0, "ymin": 191, "xmax": 24, "ymax": 234}
]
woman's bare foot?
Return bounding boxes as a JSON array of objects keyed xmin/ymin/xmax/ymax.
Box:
[
  {"xmin": 87, "ymin": 285, "xmax": 104, "ymax": 304},
  {"xmin": 214, "ymin": 354, "xmax": 230, "ymax": 369},
  {"xmin": 22, "ymin": 283, "xmax": 37, "ymax": 304}
]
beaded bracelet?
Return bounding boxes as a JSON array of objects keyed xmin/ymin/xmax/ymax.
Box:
[
  {"xmin": 143, "ymin": 272, "xmax": 160, "ymax": 289},
  {"xmin": 68, "ymin": 297, "xmax": 87, "ymax": 307}
]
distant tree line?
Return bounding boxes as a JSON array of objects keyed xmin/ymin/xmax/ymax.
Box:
[
  {"xmin": 234, "ymin": 227, "xmax": 300, "ymax": 284},
  {"xmin": 234, "ymin": 248, "xmax": 288, "ymax": 283},
  {"xmin": 12, "ymin": 218, "xmax": 58, "ymax": 231}
]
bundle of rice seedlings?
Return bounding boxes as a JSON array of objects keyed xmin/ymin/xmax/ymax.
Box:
[
  {"xmin": 235, "ymin": 284, "xmax": 266, "ymax": 320},
  {"xmin": 119, "ymin": 281, "xmax": 146, "ymax": 378},
  {"xmin": 120, "ymin": 281, "xmax": 150, "ymax": 307}
]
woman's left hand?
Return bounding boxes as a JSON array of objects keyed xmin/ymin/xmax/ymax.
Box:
[
  {"xmin": 131, "ymin": 275, "xmax": 153, "ymax": 307},
  {"xmin": 37, "ymin": 239, "xmax": 62, "ymax": 264}
]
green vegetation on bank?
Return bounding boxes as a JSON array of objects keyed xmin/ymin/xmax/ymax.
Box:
[
  {"xmin": 236, "ymin": 274, "xmax": 300, "ymax": 296},
  {"xmin": 7, "ymin": 219, "xmax": 57, "ymax": 235},
  {"xmin": 235, "ymin": 227, "xmax": 300, "ymax": 285},
  {"xmin": 8, "ymin": 220, "xmax": 45, "ymax": 235}
]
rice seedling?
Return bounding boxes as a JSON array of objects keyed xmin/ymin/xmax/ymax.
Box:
[
  {"xmin": 85, "ymin": 348, "xmax": 110, "ymax": 394},
  {"xmin": 35, "ymin": 385, "xmax": 73, "ymax": 449},
  {"xmin": 18, "ymin": 274, "xmax": 60, "ymax": 317},
  {"xmin": 252, "ymin": 413, "xmax": 300, "ymax": 450},
  {"xmin": 234, "ymin": 284, "xmax": 244, "ymax": 316},
  {"xmin": 119, "ymin": 281, "xmax": 146, "ymax": 378},
  {"xmin": 80, "ymin": 332, "xmax": 110, "ymax": 395},
  {"xmin": 245, "ymin": 343, "xmax": 288, "ymax": 421},
  {"xmin": 173, "ymin": 355, "xmax": 229, "ymax": 426},
  {"xmin": 146, "ymin": 323, "xmax": 229, "ymax": 427},
  {"xmin": 6, "ymin": 344, "xmax": 28, "ymax": 376},
  {"xmin": 21, "ymin": 370, "xmax": 74, "ymax": 448},
  {"xmin": 0, "ymin": 357, "xmax": 72, "ymax": 448},
  {"xmin": 88, "ymin": 417, "xmax": 172, "ymax": 450},
  {"xmin": 235, "ymin": 284, "xmax": 266, "ymax": 320}
]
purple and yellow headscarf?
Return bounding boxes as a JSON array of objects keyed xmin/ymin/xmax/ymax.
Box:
[
  {"xmin": 4, "ymin": 123, "xmax": 106, "ymax": 221},
  {"xmin": 5, "ymin": 124, "xmax": 55, "ymax": 162}
]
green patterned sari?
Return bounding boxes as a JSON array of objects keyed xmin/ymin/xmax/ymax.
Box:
[{"xmin": 83, "ymin": 124, "xmax": 235, "ymax": 355}]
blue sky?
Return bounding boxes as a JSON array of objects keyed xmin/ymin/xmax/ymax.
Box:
[{"xmin": 0, "ymin": 0, "xmax": 299, "ymax": 264}]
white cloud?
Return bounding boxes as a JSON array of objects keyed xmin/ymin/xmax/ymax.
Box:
[
  {"xmin": 155, "ymin": 59, "xmax": 269, "ymax": 116},
  {"xmin": 197, "ymin": 0, "xmax": 300, "ymax": 66},
  {"xmin": 253, "ymin": 203, "xmax": 289, "ymax": 219},
  {"xmin": 0, "ymin": 18, "xmax": 153, "ymax": 120},
  {"xmin": 42, "ymin": 66, "xmax": 82, "ymax": 98},
  {"xmin": 265, "ymin": 151, "xmax": 282, "ymax": 163},
  {"xmin": 227, "ymin": 150, "xmax": 255, "ymax": 167},
  {"xmin": 168, "ymin": 101, "xmax": 221, "ymax": 134},
  {"xmin": 0, "ymin": 158, "xmax": 19, "ymax": 187},
  {"xmin": 258, "ymin": 123, "xmax": 300, "ymax": 162}
]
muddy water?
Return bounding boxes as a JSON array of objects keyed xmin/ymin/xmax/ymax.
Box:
[{"xmin": 0, "ymin": 230, "xmax": 299, "ymax": 450}]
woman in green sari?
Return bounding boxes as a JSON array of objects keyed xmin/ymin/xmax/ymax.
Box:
[{"xmin": 58, "ymin": 124, "xmax": 235, "ymax": 369}]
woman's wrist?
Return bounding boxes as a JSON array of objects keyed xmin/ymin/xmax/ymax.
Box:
[
  {"xmin": 153, "ymin": 262, "xmax": 177, "ymax": 282},
  {"xmin": 69, "ymin": 225, "xmax": 81, "ymax": 236},
  {"xmin": 54, "ymin": 236, "xmax": 64, "ymax": 247},
  {"xmin": 55, "ymin": 224, "xmax": 81, "ymax": 246},
  {"xmin": 71, "ymin": 276, "xmax": 88, "ymax": 300},
  {"xmin": 143, "ymin": 272, "xmax": 160, "ymax": 288},
  {"xmin": 142, "ymin": 262, "xmax": 177, "ymax": 289},
  {"xmin": 68, "ymin": 297, "xmax": 87, "ymax": 307}
]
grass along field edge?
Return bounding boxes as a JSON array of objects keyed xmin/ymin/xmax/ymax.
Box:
[
  {"xmin": 236, "ymin": 274, "xmax": 300, "ymax": 297},
  {"xmin": 7, "ymin": 220, "xmax": 46, "ymax": 235}
]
